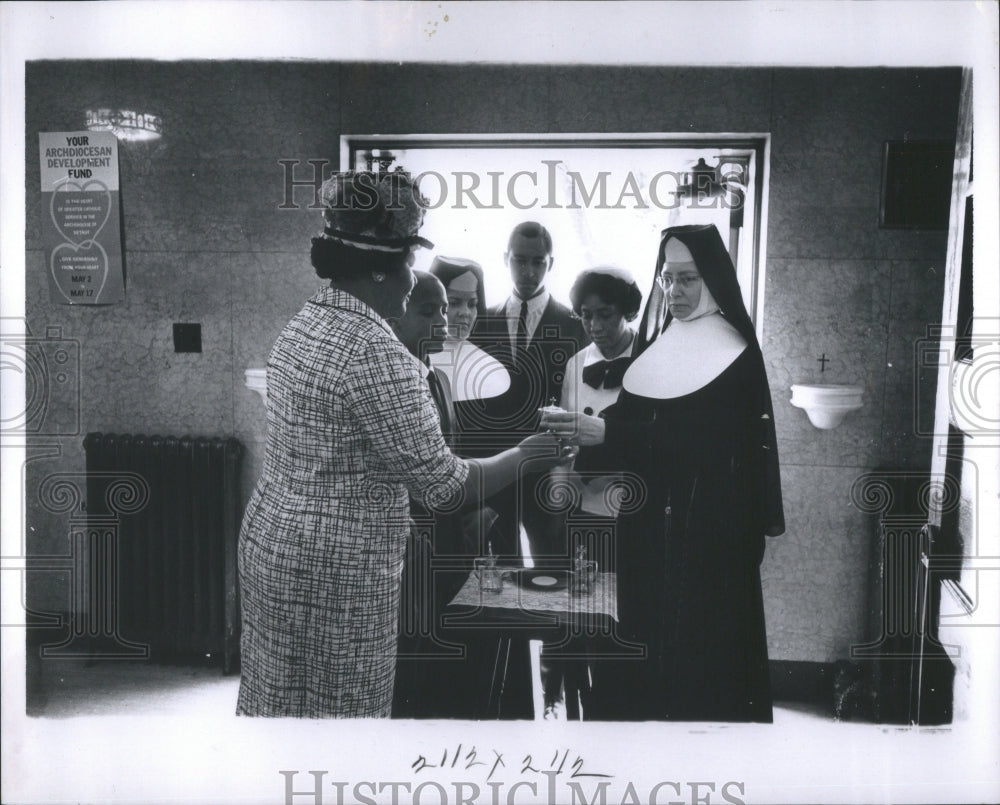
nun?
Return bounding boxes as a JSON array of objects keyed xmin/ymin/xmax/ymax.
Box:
[{"xmin": 540, "ymin": 224, "xmax": 784, "ymax": 722}]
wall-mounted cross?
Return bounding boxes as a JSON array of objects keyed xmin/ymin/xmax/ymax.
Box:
[{"xmin": 817, "ymin": 353, "xmax": 829, "ymax": 373}]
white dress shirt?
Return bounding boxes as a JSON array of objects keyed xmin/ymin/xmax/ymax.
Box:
[{"xmin": 504, "ymin": 289, "xmax": 550, "ymax": 344}]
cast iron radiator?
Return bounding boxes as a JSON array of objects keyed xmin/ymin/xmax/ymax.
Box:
[{"xmin": 83, "ymin": 432, "xmax": 243, "ymax": 673}]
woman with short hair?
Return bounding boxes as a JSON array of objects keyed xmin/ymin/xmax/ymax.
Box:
[{"xmin": 540, "ymin": 266, "xmax": 642, "ymax": 719}]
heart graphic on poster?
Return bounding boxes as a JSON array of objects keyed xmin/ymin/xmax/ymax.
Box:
[
  {"xmin": 50, "ymin": 179, "xmax": 112, "ymax": 246},
  {"xmin": 50, "ymin": 240, "xmax": 109, "ymax": 304}
]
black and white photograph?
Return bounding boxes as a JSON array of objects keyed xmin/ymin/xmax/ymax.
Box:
[{"xmin": 2, "ymin": 2, "xmax": 998, "ymax": 803}]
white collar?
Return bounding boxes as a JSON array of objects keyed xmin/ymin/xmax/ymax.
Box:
[
  {"xmin": 582, "ymin": 331, "xmax": 635, "ymax": 367},
  {"xmin": 623, "ymin": 313, "xmax": 747, "ymax": 399},
  {"xmin": 429, "ymin": 340, "xmax": 511, "ymax": 401},
  {"xmin": 506, "ymin": 289, "xmax": 549, "ymax": 314}
]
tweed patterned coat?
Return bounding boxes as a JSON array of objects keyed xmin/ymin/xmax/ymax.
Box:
[{"xmin": 236, "ymin": 286, "xmax": 469, "ymax": 717}]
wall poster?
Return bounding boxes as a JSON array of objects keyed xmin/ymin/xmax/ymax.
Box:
[{"xmin": 38, "ymin": 130, "xmax": 124, "ymax": 305}]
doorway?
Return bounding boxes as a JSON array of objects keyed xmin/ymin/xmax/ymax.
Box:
[{"xmin": 342, "ymin": 135, "xmax": 768, "ymax": 329}]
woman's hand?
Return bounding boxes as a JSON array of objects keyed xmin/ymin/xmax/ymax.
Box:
[
  {"xmin": 538, "ymin": 409, "xmax": 607, "ymax": 447},
  {"xmin": 516, "ymin": 431, "xmax": 575, "ymax": 468}
]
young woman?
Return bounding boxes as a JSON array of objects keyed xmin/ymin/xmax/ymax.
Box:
[
  {"xmin": 541, "ymin": 266, "xmax": 642, "ymax": 719},
  {"xmin": 428, "ymin": 256, "xmax": 510, "ymax": 416}
]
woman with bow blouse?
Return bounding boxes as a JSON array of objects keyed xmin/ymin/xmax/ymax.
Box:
[
  {"xmin": 557, "ymin": 267, "xmax": 642, "ymax": 526},
  {"xmin": 540, "ymin": 266, "xmax": 642, "ymax": 719}
]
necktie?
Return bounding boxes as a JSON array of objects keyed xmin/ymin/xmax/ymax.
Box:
[
  {"xmin": 514, "ymin": 299, "xmax": 529, "ymax": 360},
  {"xmin": 581, "ymin": 356, "xmax": 633, "ymax": 390}
]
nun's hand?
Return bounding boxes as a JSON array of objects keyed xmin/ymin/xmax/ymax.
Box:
[{"xmin": 538, "ymin": 410, "xmax": 606, "ymax": 447}]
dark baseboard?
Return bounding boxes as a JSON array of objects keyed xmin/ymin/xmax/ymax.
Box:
[
  {"xmin": 771, "ymin": 656, "xmax": 954, "ymax": 725},
  {"xmin": 25, "ymin": 618, "xmax": 236, "ymax": 674},
  {"xmin": 770, "ymin": 659, "xmax": 836, "ymax": 709}
]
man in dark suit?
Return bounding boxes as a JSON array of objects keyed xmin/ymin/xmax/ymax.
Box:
[
  {"xmin": 475, "ymin": 222, "xmax": 588, "ymax": 720},
  {"xmin": 476, "ymin": 221, "xmax": 587, "ymax": 565}
]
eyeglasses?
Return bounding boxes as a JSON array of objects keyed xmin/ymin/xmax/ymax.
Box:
[{"xmin": 656, "ymin": 272, "xmax": 702, "ymax": 290}]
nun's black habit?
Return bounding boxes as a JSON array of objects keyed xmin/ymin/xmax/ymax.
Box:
[{"xmin": 579, "ymin": 224, "xmax": 784, "ymax": 722}]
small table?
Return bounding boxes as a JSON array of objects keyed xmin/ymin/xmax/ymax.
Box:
[
  {"xmin": 443, "ymin": 570, "xmax": 619, "ymax": 718},
  {"xmin": 446, "ymin": 570, "xmax": 618, "ymax": 624}
]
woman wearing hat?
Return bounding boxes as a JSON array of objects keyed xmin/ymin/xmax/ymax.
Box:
[
  {"xmin": 541, "ymin": 225, "xmax": 784, "ymax": 722},
  {"xmin": 236, "ymin": 171, "xmax": 562, "ymax": 718}
]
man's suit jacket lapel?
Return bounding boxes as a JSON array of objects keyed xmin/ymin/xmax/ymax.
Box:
[
  {"xmin": 535, "ymin": 297, "xmax": 564, "ymax": 339},
  {"xmin": 487, "ymin": 297, "xmax": 562, "ymax": 343},
  {"xmin": 483, "ymin": 302, "xmax": 514, "ymax": 361},
  {"xmin": 426, "ymin": 367, "xmax": 456, "ymax": 444}
]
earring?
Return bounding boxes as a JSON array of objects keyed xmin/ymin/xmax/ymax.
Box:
[{"xmin": 372, "ymin": 272, "xmax": 386, "ymax": 283}]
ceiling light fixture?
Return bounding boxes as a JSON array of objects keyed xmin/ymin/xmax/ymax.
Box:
[{"xmin": 85, "ymin": 109, "xmax": 162, "ymax": 142}]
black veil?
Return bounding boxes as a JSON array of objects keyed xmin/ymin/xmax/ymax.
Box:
[
  {"xmin": 636, "ymin": 224, "xmax": 759, "ymax": 355},
  {"xmin": 635, "ymin": 223, "xmax": 784, "ymax": 538}
]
